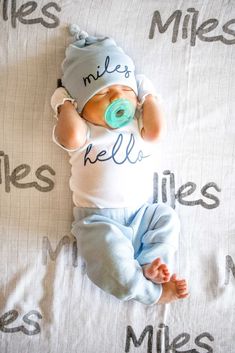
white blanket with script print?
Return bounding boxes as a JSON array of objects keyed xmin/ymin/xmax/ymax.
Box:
[{"xmin": 0, "ymin": 0, "xmax": 234, "ymax": 352}]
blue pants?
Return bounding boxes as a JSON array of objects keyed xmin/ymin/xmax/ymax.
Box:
[{"xmin": 72, "ymin": 203, "xmax": 180, "ymax": 305}]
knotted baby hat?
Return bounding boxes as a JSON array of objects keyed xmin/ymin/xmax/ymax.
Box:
[{"xmin": 61, "ymin": 24, "xmax": 138, "ymax": 112}]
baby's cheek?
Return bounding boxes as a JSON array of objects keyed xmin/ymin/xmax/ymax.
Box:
[{"xmin": 130, "ymin": 97, "xmax": 138, "ymax": 107}]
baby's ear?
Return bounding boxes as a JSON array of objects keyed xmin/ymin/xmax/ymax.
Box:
[{"xmin": 57, "ymin": 79, "xmax": 62, "ymax": 88}]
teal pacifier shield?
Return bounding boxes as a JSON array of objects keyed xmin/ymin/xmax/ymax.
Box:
[{"xmin": 104, "ymin": 99, "xmax": 135, "ymax": 128}]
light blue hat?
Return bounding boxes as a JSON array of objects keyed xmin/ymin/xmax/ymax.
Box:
[{"xmin": 61, "ymin": 24, "xmax": 138, "ymax": 113}]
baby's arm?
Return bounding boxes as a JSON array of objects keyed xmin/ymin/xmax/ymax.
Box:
[
  {"xmin": 136, "ymin": 75, "xmax": 165, "ymax": 142},
  {"xmin": 51, "ymin": 88, "xmax": 88, "ymax": 150},
  {"xmin": 55, "ymin": 101, "xmax": 88, "ymax": 150},
  {"xmin": 141, "ymin": 95, "xmax": 165, "ymax": 141}
]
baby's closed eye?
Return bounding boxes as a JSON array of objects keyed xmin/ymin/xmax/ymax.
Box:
[{"xmin": 95, "ymin": 90, "xmax": 109, "ymax": 96}]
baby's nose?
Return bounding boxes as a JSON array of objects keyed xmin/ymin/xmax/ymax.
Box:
[{"xmin": 110, "ymin": 89, "xmax": 124, "ymax": 102}]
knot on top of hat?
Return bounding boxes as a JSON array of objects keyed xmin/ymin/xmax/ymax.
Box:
[
  {"xmin": 68, "ymin": 24, "xmax": 102, "ymax": 48},
  {"xmin": 69, "ymin": 24, "xmax": 89, "ymax": 40}
]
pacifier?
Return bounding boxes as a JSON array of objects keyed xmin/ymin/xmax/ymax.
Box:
[{"xmin": 104, "ymin": 99, "xmax": 135, "ymax": 129}]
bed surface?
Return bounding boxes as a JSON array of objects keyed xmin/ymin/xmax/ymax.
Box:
[{"xmin": 1, "ymin": 0, "xmax": 235, "ymax": 352}]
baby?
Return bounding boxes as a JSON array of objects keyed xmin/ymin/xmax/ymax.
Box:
[{"xmin": 51, "ymin": 25, "xmax": 189, "ymax": 305}]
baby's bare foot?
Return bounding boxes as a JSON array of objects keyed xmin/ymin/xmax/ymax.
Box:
[
  {"xmin": 158, "ymin": 274, "xmax": 189, "ymax": 304},
  {"xmin": 143, "ymin": 258, "xmax": 170, "ymax": 284}
]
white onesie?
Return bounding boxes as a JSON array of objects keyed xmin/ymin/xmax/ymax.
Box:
[{"xmin": 54, "ymin": 117, "xmax": 156, "ymax": 209}]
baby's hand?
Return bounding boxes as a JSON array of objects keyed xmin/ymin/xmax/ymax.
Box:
[{"xmin": 51, "ymin": 87, "xmax": 77, "ymax": 119}]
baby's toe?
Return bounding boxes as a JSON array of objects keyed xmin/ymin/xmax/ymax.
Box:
[{"xmin": 151, "ymin": 258, "xmax": 161, "ymax": 269}]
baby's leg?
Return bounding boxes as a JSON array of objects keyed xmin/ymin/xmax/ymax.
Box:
[
  {"xmin": 72, "ymin": 211, "xmax": 163, "ymax": 305},
  {"xmin": 132, "ymin": 203, "xmax": 189, "ymax": 299},
  {"xmin": 133, "ymin": 203, "xmax": 180, "ymax": 275}
]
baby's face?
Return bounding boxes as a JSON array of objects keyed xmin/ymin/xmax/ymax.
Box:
[{"xmin": 81, "ymin": 85, "xmax": 137, "ymax": 128}]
